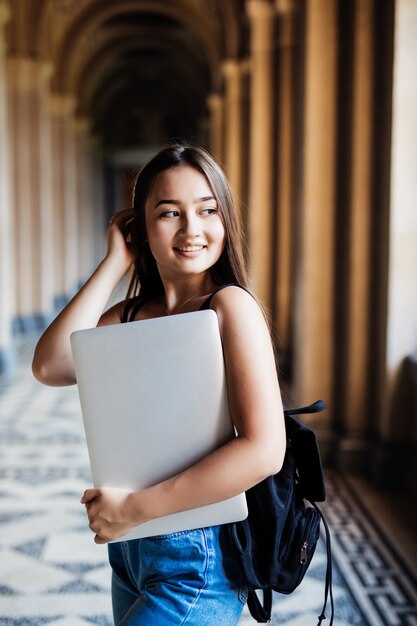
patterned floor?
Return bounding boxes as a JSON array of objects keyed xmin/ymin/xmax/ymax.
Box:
[{"xmin": 0, "ymin": 337, "xmax": 416, "ymax": 625}]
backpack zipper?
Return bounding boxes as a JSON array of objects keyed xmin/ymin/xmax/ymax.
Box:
[
  {"xmin": 299, "ymin": 506, "xmax": 320, "ymax": 567},
  {"xmin": 300, "ymin": 541, "xmax": 308, "ymax": 564}
]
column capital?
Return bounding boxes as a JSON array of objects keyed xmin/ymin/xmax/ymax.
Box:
[
  {"xmin": 221, "ymin": 58, "xmax": 241, "ymax": 79},
  {"xmin": 73, "ymin": 115, "xmax": 92, "ymax": 136},
  {"xmin": 7, "ymin": 57, "xmax": 44, "ymax": 90},
  {"xmin": 246, "ymin": 0, "xmax": 275, "ymax": 21},
  {"xmin": 246, "ymin": 0, "xmax": 275, "ymax": 51},
  {"xmin": 274, "ymin": 0, "xmax": 297, "ymax": 15},
  {"xmin": 49, "ymin": 93, "xmax": 77, "ymax": 118},
  {"xmin": 0, "ymin": 0, "xmax": 10, "ymax": 54},
  {"xmin": 40, "ymin": 60, "xmax": 54, "ymax": 82},
  {"xmin": 275, "ymin": 1, "xmax": 298, "ymax": 47},
  {"xmin": 207, "ymin": 92, "xmax": 223, "ymax": 112},
  {"xmin": 0, "ymin": 1, "xmax": 11, "ymax": 26}
]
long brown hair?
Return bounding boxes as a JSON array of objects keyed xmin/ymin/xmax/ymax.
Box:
[{"xmin": 126, "ymin": 143, "xmax": 249, "ymax": 300}]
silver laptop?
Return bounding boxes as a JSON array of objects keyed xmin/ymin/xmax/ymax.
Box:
[{"xmin": 70, "ymin": 309, "xmax": 248, "ymax": 541}]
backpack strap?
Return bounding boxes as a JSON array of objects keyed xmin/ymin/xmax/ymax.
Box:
[
  {"xmin": 246, "ymin": 589, "xmax": 273, "ymax": 623},
  {"xmin": 284, "ymin": 401, "xmax": 327, "ymax": 502},
  {"xmin": 283, "ymin": 399, "xmax": 327, "ymax": 417},
  {"xmin": 285, "ymin": 400, "xmax": 333, "ymax": 626},
  {"xmin": 314, "ymin": 504, "xmax": 334, "ymax": 626}
]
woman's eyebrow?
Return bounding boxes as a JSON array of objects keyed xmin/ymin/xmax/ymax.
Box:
[
  {"xmin": 153, "ymin": 196, "xmax": 216, "ymax": 209},
  {"xmin": 154, "ymin": 199, "xmax": 180, "ymax": 209}
]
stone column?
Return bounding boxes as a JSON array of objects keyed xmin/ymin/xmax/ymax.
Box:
[
  {"xmin": 89, "ymin": 137, "xmax": 106, "ymax": 268},
  {"xmin": 293, "ymin": 0, "xmax": 337, "ymax": 412},
  {"xmin": 0, "ymin": 0, "xmax": 15, "ymax": 372},
  {"xmin": 7, "ymin": 57, "xmax": 34, "ymax": 329},
  {"xmin": 35, "ymin": 61, "xmax": 54, "ymax": 325},
  {"xmin": 274, "ymin": 0, "xmax": 298, "ymax": 359},
  {"xmin": 73, "ymin": 116, "xmax": 96, "ymax": 281},
  {"xmin": 342, "ymin": 0, "xmax": 374, "ymax": 444},
  {"xmin": 246, "ymin": 0, "xmax": 275, "ymax": 307},
  {"xmin": 239, "ymin": 58, "xmax": 252, "ymax": 239},
  {"xmin": 222, "ymin": 59, "xmax": 243, "ymax": 209},
  {"xmin": 207, "ymin": 92, "xmax": 224, "ymax": 163},
  {"xmin": 50, "ymin": 94, "xmax": 79, "ymax": 305},
  {"xmin": 7, "ymin": 57, "xmax": 55, "ymax": 331}
]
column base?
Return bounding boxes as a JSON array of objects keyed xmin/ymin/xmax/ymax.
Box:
[
  {"xmin": 0, "ymin": 344, "xmax": 16, "ymax": 375},
  {"xmin": 54, "ymin": 294, "xmax": 70, "ymax": 312},
  {"xmin": 370, "ymin": 441, "xmax": 417, "ymax": 494},
  {"xmin": 334, "ymin": 435, "xmax": 372, "ymax": 474},
  {"xmin": 333, "ymin": 433, "xmax": 417, "ymax": 494},
  {"xmin": 310, "ymin": 425, "xmax": 338, "ymax": 466},
  {"xmin": 12, "ymin": 312, "xmax": 53, "ymax": 335}
]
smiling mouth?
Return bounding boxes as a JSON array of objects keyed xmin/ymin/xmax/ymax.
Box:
[{"xmin": 174, "ymin": 245, "xmax": 206, "ymax": 252}]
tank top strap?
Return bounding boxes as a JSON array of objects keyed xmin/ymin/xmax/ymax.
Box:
[
  {"xmin": 121, "ymin": 296, "xmax": 146, "ymax": 323},
  {"xmin": 199, "ymin": 283, "xmax": 246, "ymax": 310}
]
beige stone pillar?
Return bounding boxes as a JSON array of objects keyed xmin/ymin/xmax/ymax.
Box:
[
  {"xmin": 239, "ymin": 58, "xmax": 252, "ymax": 238},
  {"xmin": 0, "ymin": 0, "xmax": 15, "ymax": 371},
  {"xmin": 344, "ymin": 0, "xmax": 374, "ymax": 433},
  {"xmin": 89, "ymin": 137, "xmax": 106, "ymax": 267},
  {"xmin": 246, "ymin": 0, "xmax": 275, "ymax": 307},
  {"xmin": 73, "ymin": 116, "xmax": 96, "ymax": 280},
  {"xmin": 7, "ymin": 57, "xmax": 35, "ymax": 326},
  {"xmin": 7, "ymin": 57, "xmax": 55, "ymax": 329},
  {"xmin": 207, "ymin": 93, "xmax": 224, "ymax": 164},
  {"xmin": 274, "ymin": 0, "xmax": 297, "ymax": 356},
  {"xmin": 50, "ymin": 94, "xmax": 79, "ymax": 301},
  {"xmin": 222, "ymin": 59, "xmax": 243, "ymax": 209},
  {"xmin": 35, "ymin": 61, "xmax": 54, "ymax": 322},
  {"xmin": 293, "ymin": 0, "xmax": 337, "ymax": 411}
]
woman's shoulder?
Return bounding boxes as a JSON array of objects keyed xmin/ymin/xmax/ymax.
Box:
[
  {"xmin": 208, "ymin": 283, "xmax": 254, "ymax": 304},
  {"xmin": 208, "ymin": 284, "xmax": 264, "ymax": 322},
  {"xmin": 209, "ymin": 285, "xmax": 272, "ymax": 356}
]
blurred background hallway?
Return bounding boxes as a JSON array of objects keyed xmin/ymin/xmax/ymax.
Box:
[{"xmin": 0, "ymin": 0, "xmax": 416, "ymax": 624}]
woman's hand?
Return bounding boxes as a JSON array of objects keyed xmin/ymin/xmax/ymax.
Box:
[
  {"xmin": 81, "ymin": 486, "xmax": 144, "ymax": 544},
  {"xmin": 105, "ymin": 208, "xmax": 137, "ymax": 276}
]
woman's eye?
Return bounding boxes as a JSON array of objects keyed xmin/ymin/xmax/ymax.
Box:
[
  {"xmin": 202, "ymin": 207, "xmax": 217, "ymax": 215},
  {"xmin": 160, "ymin": 210, "xmax": 179, "ymax": 218}
]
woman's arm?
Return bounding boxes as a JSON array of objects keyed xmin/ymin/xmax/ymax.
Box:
[
  {"xmin": 32, "ymin": 210, "xmax": 135, "ymax": 386},
  {"xmin": 83, "ymin": 286, "xmax": 286, "ymax": 543}
]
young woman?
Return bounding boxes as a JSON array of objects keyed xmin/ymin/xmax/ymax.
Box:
[{"xmin": 32, "ymin": 144, "xmax": 286, "ymax": 625}]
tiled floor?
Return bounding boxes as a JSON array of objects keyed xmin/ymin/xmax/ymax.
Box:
[{"xmin": 1, "ymin": 336, "xmax": 416, "ymax": 625}]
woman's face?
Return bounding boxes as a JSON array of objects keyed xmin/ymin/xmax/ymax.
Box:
[{"xmin": 144, "ymin": 166, "xmax": 225, "ymax": 281}]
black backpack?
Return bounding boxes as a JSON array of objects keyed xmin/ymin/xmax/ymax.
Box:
[{"xmin": 228, "ymin": 400, "xmax": 334, "ymax": 624}]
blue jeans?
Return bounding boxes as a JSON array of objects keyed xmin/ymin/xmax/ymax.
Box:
[{"xmin": 108, "ymin": 525, "xmax": 247, "ymax": 625}]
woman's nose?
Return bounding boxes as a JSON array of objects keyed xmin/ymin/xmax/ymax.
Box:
[{"xmin": 180, "ymin": 213, "xmax": 200, "ymax": 236}]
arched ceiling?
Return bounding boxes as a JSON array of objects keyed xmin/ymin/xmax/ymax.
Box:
[
  {"xmin": 7, "ymin": 0, "xmax": 248, "ymax": 150},
  {"xmin": 89, "ymin": 51, "xmax": 209, "ymax": 147},
  {"xmin": 6, "ymin": 0, "xmax": 250, "ymax": 151}
]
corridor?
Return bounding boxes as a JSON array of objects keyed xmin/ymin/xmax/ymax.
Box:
[{"xmin": 1, "ymin": 0, "xmax": 417, "ymax": 624}]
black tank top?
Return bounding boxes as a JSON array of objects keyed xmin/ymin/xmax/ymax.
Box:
[{"xmin": 121, "ymin": 283, "xmax": 241, "ymax": 323}]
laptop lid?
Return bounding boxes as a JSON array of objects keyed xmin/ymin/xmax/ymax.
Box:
[{"xmin": 70, "ymin": 309, "xmax": 247, "ymax": 541}]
